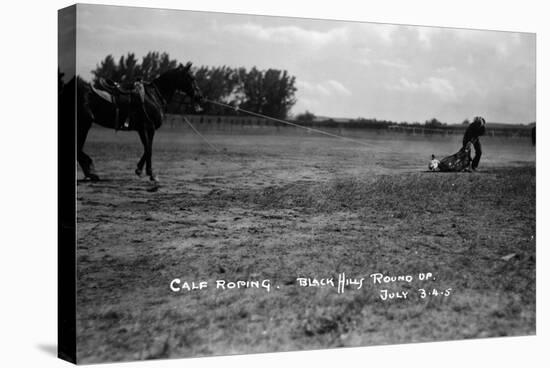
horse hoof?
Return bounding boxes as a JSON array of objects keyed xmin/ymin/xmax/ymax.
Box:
[
  {"xmin": 87, "ymin": 174, "xmax": 100, "ymax": 182},
  {"xmin": 135, "ymin": 168, "xmax": 143, "ymax": 177},
  {"xmin": 150, "ymin": 175, "xmax": 159, "ymax": 182}
]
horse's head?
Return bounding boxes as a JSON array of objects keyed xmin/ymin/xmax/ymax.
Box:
[{"xmin": 173, "ymin": 62, "xmax": 204, "ymax": 112}]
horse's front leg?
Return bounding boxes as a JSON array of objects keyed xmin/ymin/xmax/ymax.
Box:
[
  {"xmin": 147, "ymin": 129, "xmax": 158, "ymax": 182},
  {"xmin": 135, "ymin": 127, "xmax": 148, "ymax": 177},
  {"xmin": 135, "ymin": 151, "xmax": 146, "ymax": 177},
  {"xmin": 137, "ymin": 128, "xmax": 158, "ymax": 182}
]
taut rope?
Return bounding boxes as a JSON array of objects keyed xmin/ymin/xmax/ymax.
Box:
[{"xmin": 205, "ymin": 99, "xmax": 373, "ymax": 148}]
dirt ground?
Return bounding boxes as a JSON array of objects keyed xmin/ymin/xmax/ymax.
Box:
[{"xmin": 75, "ymin": 125, "xmax": 536, "ymax": 363}]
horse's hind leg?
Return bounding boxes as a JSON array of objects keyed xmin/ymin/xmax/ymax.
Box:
[
  {"xmin": 78, "ymin": 124, "xmax": 99, "ymax": 181},
  {"xmin": 78, "ymin": 151, "xmax": 99, "ymax": 181}
]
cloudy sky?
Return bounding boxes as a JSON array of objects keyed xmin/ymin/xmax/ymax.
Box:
[{"xmin": 72, "ymin": 4, "xmax": 535, "ymax": 124}]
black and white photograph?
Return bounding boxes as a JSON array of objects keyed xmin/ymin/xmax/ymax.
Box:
[{"xmin": 55, "ymin": 3, "xmax": 539, "ymax": 364}]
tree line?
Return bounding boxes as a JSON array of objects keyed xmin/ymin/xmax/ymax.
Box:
[
  {"xmin": 74, "ymin": 51, "xmax": 534, "ymax": 132},
  {"xmin": 90, "ymin": 51, "xmax": 297, "ymax": 119},
  {"xmin": 295, "ymin": 111, "xmax": 475, "ymax": 129}
]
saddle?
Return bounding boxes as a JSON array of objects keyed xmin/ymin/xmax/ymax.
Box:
[
  {"xmin": 99, "ymin": 78, "xmax": 137, "ymax": 96},
  {"xmin": 92, "ymin": 78, "xmax": 146, "ymax": 130}
]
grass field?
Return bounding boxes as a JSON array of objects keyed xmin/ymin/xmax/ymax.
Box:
[{"xmin": 76, "ymin": 124, "xmax": 535, "ymax": 363}]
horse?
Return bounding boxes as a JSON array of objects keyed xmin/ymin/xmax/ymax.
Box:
[{"xmin": 72, "ymin": 62, "xmax": 203, "ymax": 182}]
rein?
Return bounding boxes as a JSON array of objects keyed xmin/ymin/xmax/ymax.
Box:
[
  {"xmin": 139, "ymin": 81, "xmax": 168, "ymax": 128},
  {"xmin": 149, "ymin": 80, "xmax": 168, "ymax": 109}
]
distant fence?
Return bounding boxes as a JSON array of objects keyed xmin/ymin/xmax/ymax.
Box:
[
  {"xmin": 167, "ymin": 114, "xmax": 271, "ymax": 128},
  {"xmin": 164, "ymin": 114, "xmax": 533, "ymax": 138},
  {"xmin": 386, "ymin": 125, "xmax": 532, "ymax": 138}
]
